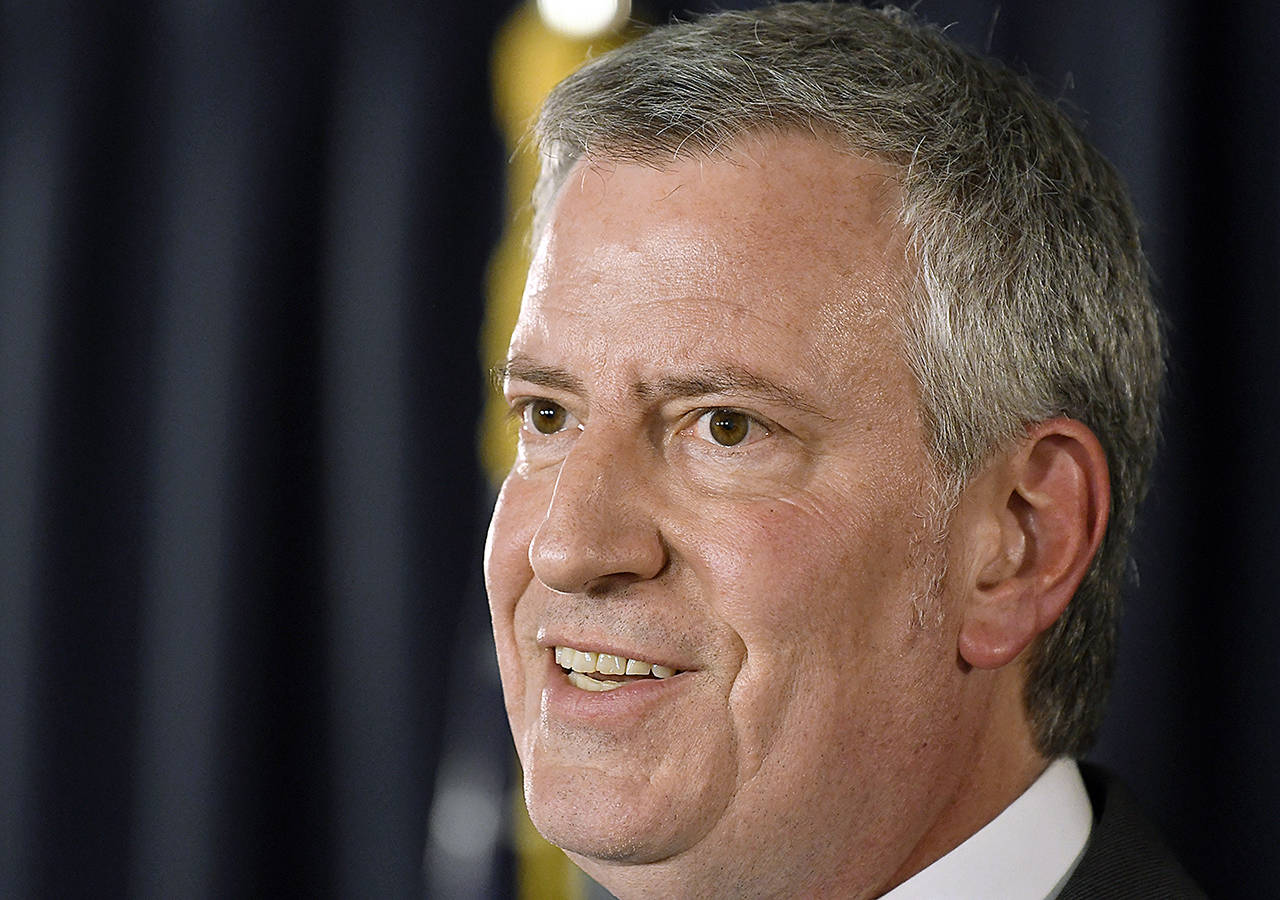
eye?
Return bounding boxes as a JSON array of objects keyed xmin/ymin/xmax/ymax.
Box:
[
  {"xmin": 693, "ymin": 408, "xmax": 766, "ymax": 447},
  {"xmin": 522, "ymin": 399, "xmax": 571, "ymax": 435}
]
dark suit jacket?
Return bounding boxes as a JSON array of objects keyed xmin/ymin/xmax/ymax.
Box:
[{"xmin": 1058, "ymin": 764, "xmax": 1206, "ymax": 899}]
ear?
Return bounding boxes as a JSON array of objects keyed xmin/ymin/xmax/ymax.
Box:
[{"xmin": 955, "ymin": 419, "xmax": 1110, "ymax": 670}]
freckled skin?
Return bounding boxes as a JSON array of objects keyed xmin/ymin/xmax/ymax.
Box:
[{"xmin": 485, "ymin": 134, "xmax": 1037, "ymax": 898}]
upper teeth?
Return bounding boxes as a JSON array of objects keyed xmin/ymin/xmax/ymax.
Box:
[{"xmin": 555, "ymin": 646, "xmax": 678, "ymax": 679}]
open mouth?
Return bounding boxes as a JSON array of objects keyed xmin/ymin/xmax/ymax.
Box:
[{"xmin": 555, "ymin": 645, "xmax": 681, "ymax": 692}]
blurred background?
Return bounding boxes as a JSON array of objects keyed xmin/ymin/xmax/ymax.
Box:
[{"xmin": 1, "ymin": 1, "xmax": 1276, "ymax": 897}]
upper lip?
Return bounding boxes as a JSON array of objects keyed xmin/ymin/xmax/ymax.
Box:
[{"xmin": 537, "ymin": 631, "xmax": 693, "ymax": 672}]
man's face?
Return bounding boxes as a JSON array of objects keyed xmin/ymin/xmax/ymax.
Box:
[{"xmin": 486, "ymin": 135, "xmax": 989, "ymax": 895}]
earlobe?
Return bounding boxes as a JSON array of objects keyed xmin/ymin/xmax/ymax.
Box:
[{"xmin": 957, "ymin": 420, "xmax": 1110, "ymax": 670}]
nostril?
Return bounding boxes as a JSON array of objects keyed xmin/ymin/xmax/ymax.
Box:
[
  {"xmin": 527, "ymin": 435, "xmax": 667, "ymax": 592},
  {"xmin": 529, "ymin": 505, "xmax": 667, "ymax": 594}
]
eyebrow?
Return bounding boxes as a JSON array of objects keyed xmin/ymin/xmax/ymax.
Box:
[
  {"xmin": 636, "ymin": 368, "xmax": 829, "ymax": 417},
  {"xmin": 495, "ymin": 355, "xmax": 585, "ymax": 394},
  {"xmin": 499, "ymin": 354, "xmax": 829, "ymax": 418}
]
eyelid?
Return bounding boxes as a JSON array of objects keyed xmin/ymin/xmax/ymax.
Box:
[
  {"xmin": 503, "ymin": 394, "xmax": 537, "ymax": 421},
  {"xmin": 504, "ymin": 378, "xmax": 576, "ymax": 407},
  {"xmin": 688, "ymin": 407, "xmax": 773, "ymax": 447},
  {"xmin": 509, "ymin": 395, "xmax": 583, "ymax": 435},
  {"xmin": 504, "ymin": 390, "xmax": 557, "ymax": 416}
]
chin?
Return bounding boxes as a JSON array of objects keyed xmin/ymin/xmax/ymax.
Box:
[{"xmin": 522, "ymin": 759, "xmax": 726, "ymax": 868}]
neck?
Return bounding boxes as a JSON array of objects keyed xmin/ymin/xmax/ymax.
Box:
[{"xmin": 883, "ymin": 667, "xmax": 1047, "ymax": 892}]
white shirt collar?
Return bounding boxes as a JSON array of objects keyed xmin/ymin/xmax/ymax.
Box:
[{"xmin": 879, "ymin": 758, "xmax": 1093, "ymax": 900}]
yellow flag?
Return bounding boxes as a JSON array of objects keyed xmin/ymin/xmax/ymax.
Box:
[{"xmin": 484, "ymin": 4, "xmax": 632, "ymax": 897}]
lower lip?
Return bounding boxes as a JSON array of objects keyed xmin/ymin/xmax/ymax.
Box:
[{"xmin": 540, "ymin": 654, "xmax": 693, "ymax": 722}]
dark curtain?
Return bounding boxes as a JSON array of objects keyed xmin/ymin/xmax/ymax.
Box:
[
  {"xmin": 2, "ymin": 1, "xmax": 1275, "ymax": 898},
  {"xmin": 1, "ymin": 1, "xmax": 510, "ymax": 896}
]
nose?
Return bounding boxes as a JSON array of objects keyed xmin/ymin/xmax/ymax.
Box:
[{"xmin": 529, "ymin": 429, "xmax": 667, "ymax": 594}]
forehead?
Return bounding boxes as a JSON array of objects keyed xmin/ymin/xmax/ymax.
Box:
[{"xmin": 516, "ymin": 134, "xmax": 912, "ymax": 387}]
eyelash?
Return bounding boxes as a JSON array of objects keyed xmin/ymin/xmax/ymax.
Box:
[
  {"xmin": 689, "ymin": 407, "xmax": 771, "ymax": 448},
  {"xmin": 509, "ymin": 398, "xmax": 580, "ymax": 435},
  {"xmin": 507, "ymin": 397, "xmax": 773, "ymax": 450}
]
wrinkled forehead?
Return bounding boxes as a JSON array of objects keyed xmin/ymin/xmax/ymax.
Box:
[
  {"xmin": 517, "ymin": 134, "xmax": 919, "ymax": 388},
  {"xmin": 533, "ymin": 133, "xmax": 909, "ymax": 284},
  {"xmin": 532, "ymin": 127, "xmax": 908, "ymax": 251}
]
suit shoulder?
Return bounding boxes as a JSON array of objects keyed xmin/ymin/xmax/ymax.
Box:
[{"xmin": 1058, "ymin": 764, "xmax": 1206, "ymax": 900}]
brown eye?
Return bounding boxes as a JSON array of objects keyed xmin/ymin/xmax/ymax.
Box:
[
  {"xmin": 529, "ymin": 400, "xmax": 567, "ymax": 434},
  {"xmin": 707, "ymin": 408, "xmax": 751, "ymax": 446}
]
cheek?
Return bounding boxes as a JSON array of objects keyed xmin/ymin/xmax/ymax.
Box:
[
  {"xmin": 484, "ymin": 477, "xmax": 545, "ymax": 723},
  {"xmin": 696, "ymin": 488, "xmax": 935, "ymax": 760},
  {"xmin": 702, "ymin": 490, "xmax": 912, "ymax": 637},
  {"xmin": 484, "ymin": 475, "xmax": 545, "ymax": 607}
]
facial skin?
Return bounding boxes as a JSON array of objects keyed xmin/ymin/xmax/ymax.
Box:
[{"xmin": 484, "ymin": 134, "xmax": 1084, "ymax": 898}]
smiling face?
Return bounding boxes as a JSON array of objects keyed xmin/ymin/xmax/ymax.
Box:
[{"xmin": 485, "ymin": 135, "xmax": 1004, "ymax": 897}]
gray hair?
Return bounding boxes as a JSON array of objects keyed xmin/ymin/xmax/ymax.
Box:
[{"xmin": 531, "ymin": 1, "xmax": 1163, "ymax": 758}]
